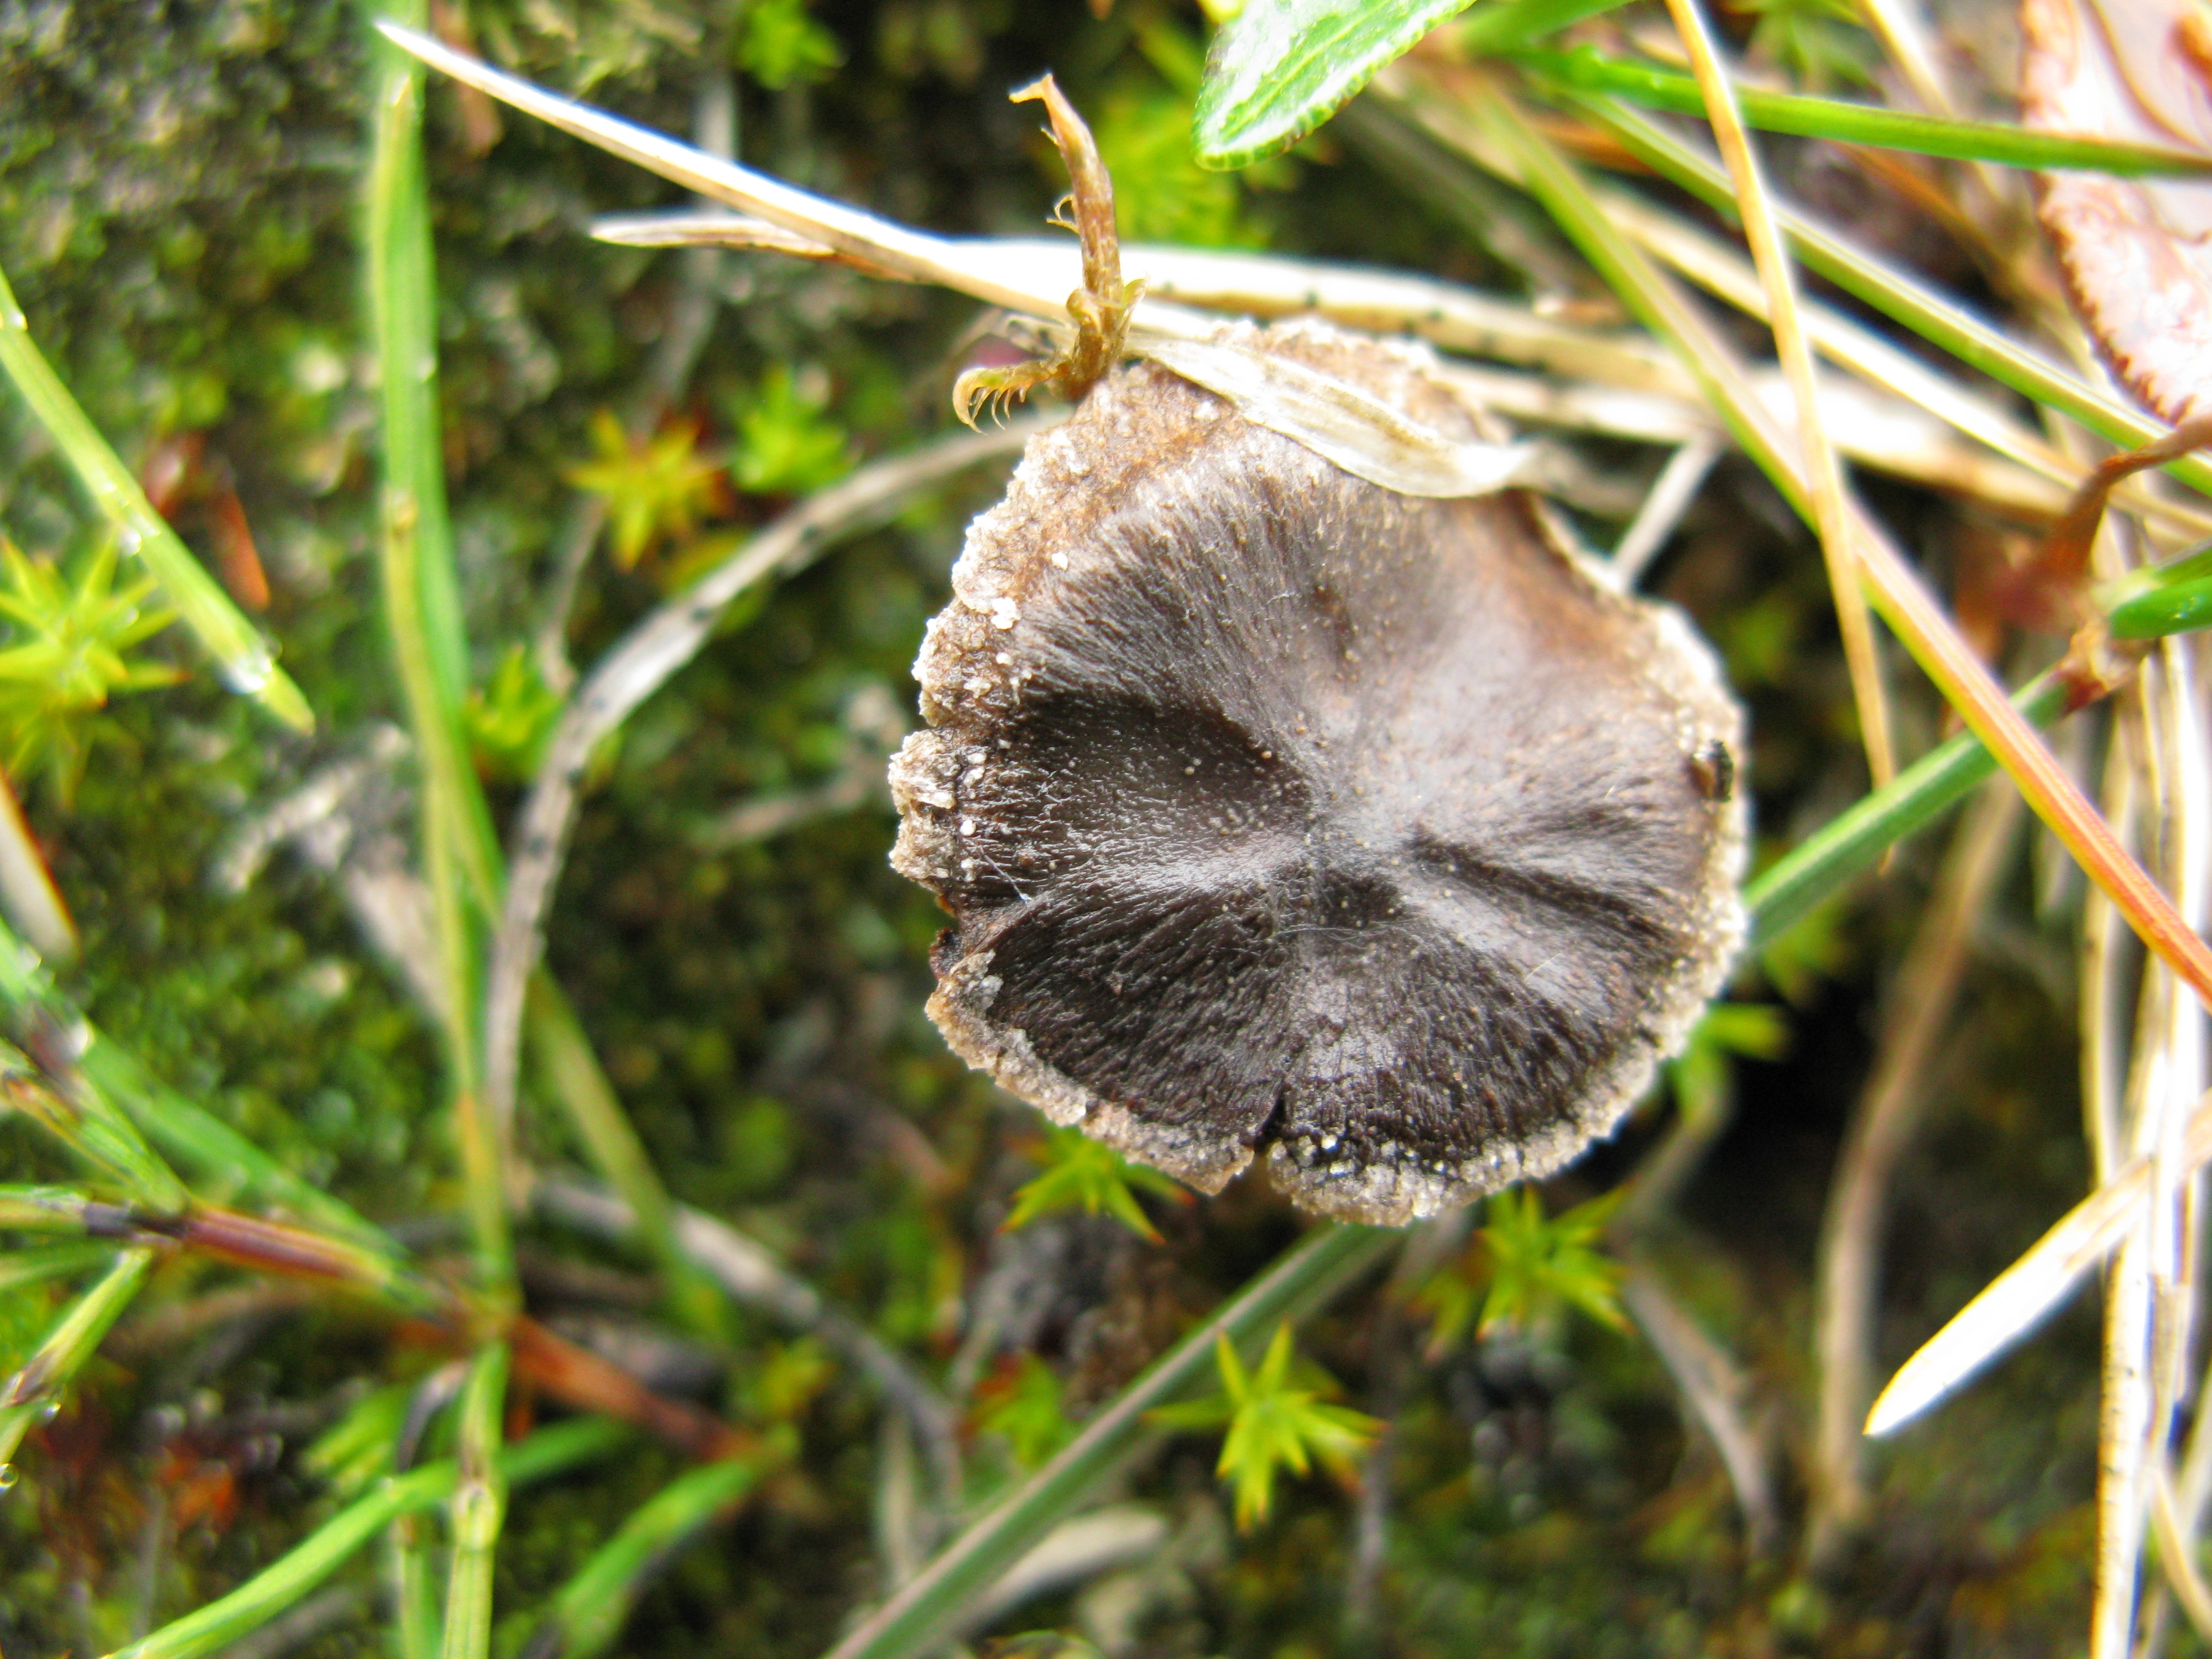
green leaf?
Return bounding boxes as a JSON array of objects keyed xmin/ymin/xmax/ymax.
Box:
[
  {"xmin": 1516, "ymin": 46, "xmax": 2212, "ymax": 174},
  {"xmin": 0, "ymin": 536, "xmax": 181, "ymax": 808},
  {"xmin": 463, "ymin": 644, "xmax": 564, "ymax": 781},
  {"xmin": 2104, "ymin": 541, "xmax": 2212, "ymax": 640},
  {"xmin": 527, "ymin": 1457, "xmax": 761, "ymax": 1659},
  {"xmin": 1194, "ymin": 0, "xmax": 1479, "ymax": 170},
  {"xmin": 1003, "ymin": 1125, "xmax": 1186, "ymax": 1242},
  {"xmin": 1668, "ymin": 1002, "xmax": 1790, "ymax": 1122},
  {"xmin": 0, "ymin": 257, "xmax": 311, "ymax": 733}
]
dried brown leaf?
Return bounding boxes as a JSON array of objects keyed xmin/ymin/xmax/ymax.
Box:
[{"xmin": 2021, "ymin": 0, "xmax": 2212, "ymax": 421}]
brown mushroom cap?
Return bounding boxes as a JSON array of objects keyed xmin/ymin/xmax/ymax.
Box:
[{"xmin": 891, "ymin": 322, "xmax": 1746, "ymax": 1225}]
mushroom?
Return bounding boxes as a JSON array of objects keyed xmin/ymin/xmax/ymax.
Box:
[{"xmin": 891, "ymin": 319, "xmax": 1746, "ymax": 1226}]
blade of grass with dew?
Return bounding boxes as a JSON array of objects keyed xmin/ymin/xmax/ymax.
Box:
[
  {"xmin": 107, "ymin": 1417, "xmax": 629, "ymax": 1659},
  {"xmin": 1191, "ymin": 0, "xmax": 1480, "ymax": 169},
  {"xmin": 1471, "ymin": 88, "xmax": 2212, "ymax": 1013},
  {"xmin": 0, "ymin": 907, "xmax": 401, "ymax": 1251},
  {"xmin": 2106, "ymin": 541, "xmax": 2212, "ymax": 639},
  {"xmin": 1656, "ymin": 0, "xmax": 1893, "ymax": 790},
  {"xmin": 1515, "ymin": 47, "xmax": 2212, "ymax": 175},
  {"xmin": 0, "ymin": 1037, "xmax": 188, "ymax": 1213},
  {"xmin": 0, "ymin": 1244, "xmax": 153, "ymax": 1468},
  {"xmin": 91, "ymin": 1036, "xmax": 400, "ymax": 1255},
  {"xmin": 439, "ymin": 1342, "xmax": 509, "ymax": 1659},
  {"xmin": 527, "ymin": 976, "xmax": 730, "ymax": 1343},
  {"xmin": 1571, "ymin": 97, "xmax": 2212, "ymax": 502},
  {"xmin": 523, "ymin": 1457, "xmax": 761, "ymax": 1659},
  {"xmin": 820, "ymin": 1223, "xmax": 1395, "ymax": 1659},
  {"xmin": 0, "ymin": 259, "xmax": 311, "ymax": 732}
]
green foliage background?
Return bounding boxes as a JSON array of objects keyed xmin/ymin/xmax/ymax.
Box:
[{"xmin": 0, "ymin": 2, "xmax": 2105, "ymax": 1655}]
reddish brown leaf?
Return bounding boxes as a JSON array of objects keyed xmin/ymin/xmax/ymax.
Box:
[{"xmin": 2022, "ymin": 0, "xmax": 2212, "ymax": 422}]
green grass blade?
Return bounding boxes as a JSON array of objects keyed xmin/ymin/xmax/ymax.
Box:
[
  {"xmin": 1457, "ymin": 0, "xmax": 1631, "ymax": 53},
  {"xmin": 366, "ymin": 0, "xmax": 468, "ymax": 731},
  {"xmin": 1576, "ymin": 98, "xmax": 2212, "ymax": 501},
  {"xmin": 1195, "ymin": 0, "xmax": 1479, "ymax": 168},
  {"xmin": 107, "ymin": 1417, "xmax": 627, "ymax": 1659},
  {"xmin": 821, "ymin": 1222, "xmax": 1395, "ymax": 1659},
  {"xmin": 1520, "ymin": 48, "xmax": 2212, "ymax": 174},
  {"xmin": 87, "ymin": 1034, "xmax": 400, "ymax": 1254},
  {"xmin": 2110, "ymin": 576, "xmax": 2212, "ymax": 639},
  {"xmin": 527, "ymin": 978, "xmax": 731, "ymax": 1343},
  {"xmin": 439, "ymin": 1343, "xmax": 510, "ymax": 1659},
  {"xmin": 0, "ymin": 1185, "xmax": 97, "ymax": 1232},
  {"xmin": 0, "ymin": 1036, "xmax": 187, "ymax": 1213},
  {"xmin": 0, "ymin": 257, "xmax": 311, "ymax": 732},
  {"xmin": 0, "ymin": 1245, "xmax": 153, "ymax": 1468},
  {"xmin": 0, "ymin": 1239, "xmax": 115, "ymax": 1292},
  {"xmin": 367, "ymin": 1, "xmax": 510, "ymax": 1288},
  {"xmin": 526, "ymin": 1458, "xmax": 760, "ymax": 1659},
  {"xmin": 1745, "ymin": 673, "xmax": 2071, "ymax": 947}
]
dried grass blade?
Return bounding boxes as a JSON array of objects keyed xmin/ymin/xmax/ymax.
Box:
[
  {"xmin": 1656, "ymin": 0, "xmax": 1893, "ymax": 789},
  {"xmin": 377, "ymin": 25, "xmax": 1068, "ymax": 322},
  {"xmin": 1474, "ymin": 89, "xmax": 2212, "ymax": 1019},
  {"xmin": 1866, "ymin": 1087, "xmax": 2212, "ymax": 1437}
]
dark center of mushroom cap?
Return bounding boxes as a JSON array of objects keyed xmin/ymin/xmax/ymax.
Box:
[{"xmin": 892, "ymin": 324, "xmax": 1744, "ymax": 1225}]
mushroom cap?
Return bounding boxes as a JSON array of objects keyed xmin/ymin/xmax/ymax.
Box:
[{"xmin": 891, "ymin": 322, "xmax": 1746, "ymax": 1225}]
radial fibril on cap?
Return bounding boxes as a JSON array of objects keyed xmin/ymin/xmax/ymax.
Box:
[{"xmin": 891, "ymin": 321, "xmax": 1746, "ymax": 1227}]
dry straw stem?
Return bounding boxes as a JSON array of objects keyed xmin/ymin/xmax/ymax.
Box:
[
  {"xmin": 1865, "ymin": 1084, "xmax": 2212, "ymax": 1437},
  {"xmin": 480, "ymin": 426, "xmax": 1039, "ymax": 1183},
  {"xmin": 1374, "ymin": 74, "xmax": 2212, "ymax": 544},
  {"xmin": 535, "ymin": 1175, "xmax": 965, "ymax": 1510},
  {"xmin": 1458, "ymin": 86, "xmax": 2212, "ymax": 1024},
  {"xmin": 1808, "ymin": 783, "xmax": 2021, "ymax": 1557},
  {"xmin": 1620, "ymin": 1266, "xmax": 1778, "ymax": 1554},
  {"xmin": 1657, "ymin": 0, "xmax": 1894, "ymax": 792}
]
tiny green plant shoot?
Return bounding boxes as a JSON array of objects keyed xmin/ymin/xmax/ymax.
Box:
[
  {"xmin": 1002, "ymin": 1124, "xmax": 1191, "ymax": 1243},
  {"xmin": 1416, "ymin": 1188, "xmax": 1630, "ymax": 1357},
  {"xmin": 1151, "ymin": 1323, "xmax": 1379, "ymax": 1531},
  {"xmin": 0, "ymin": 536, "xmax": 180, "ymax": 808}
]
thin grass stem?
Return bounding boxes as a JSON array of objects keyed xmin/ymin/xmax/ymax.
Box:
[
  {"xmin": 0, "ymin": 1245, "xmax": 153, "ymax": 1468},
  {"xmin": 1656, "ymin": 0, "xmax": 1892, "ymax": 789},
  {"xmin": 521, "ymin": 1458, "xmax": 760, "ymax": 1659},
  {"xmin": 439, "ymin": 1342, "xmax": 509, "ymax": 1659},
  {"xmin": 1515, "ymin": 48, "xmax": 2212, "ymax": 175},
  {"xmin": 526, "ymin": 977, "xmax": 730, "ymax": 1343},
  {"xmin": 1572, "ymin": 98, "xmax": 2212, "ymax": 504},
  {"xmin": 108, "ymin": 1417, "xmax": 627, "ymax": 1659}
]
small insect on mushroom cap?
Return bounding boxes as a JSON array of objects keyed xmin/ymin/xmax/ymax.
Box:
[{"xmin": 891, "ymin": 319, "xmax": 1747, "ymax": 1228}]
